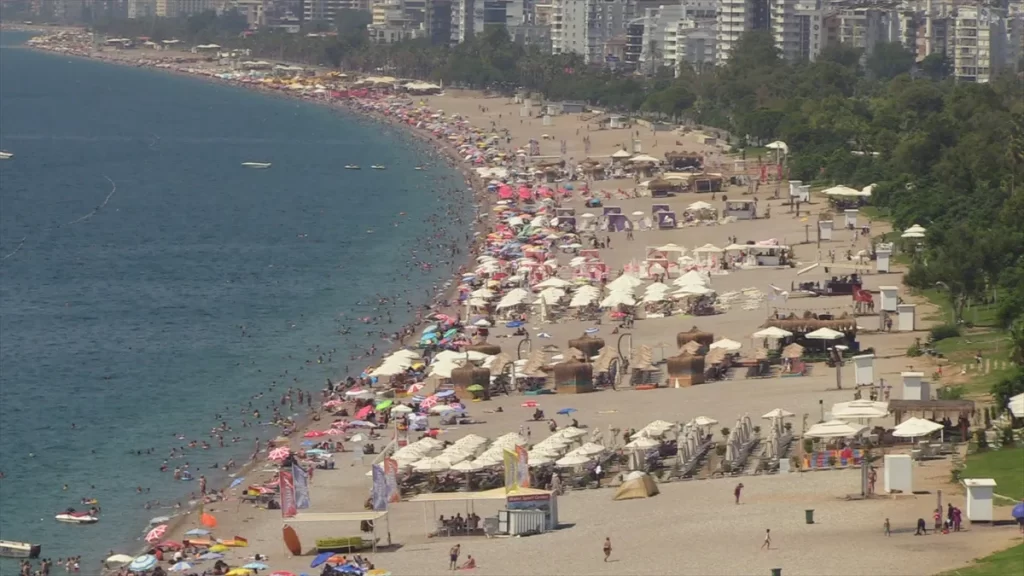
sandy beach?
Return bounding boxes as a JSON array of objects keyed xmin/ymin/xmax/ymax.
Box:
[{"xmin": 19, "ymin": 35, "xmax": 1023, "ymax": 576}]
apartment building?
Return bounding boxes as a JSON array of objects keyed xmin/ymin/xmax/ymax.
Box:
[
  {"xmin": 155, "ymin": 0, "xmax": 226, "ymax": 17},
  {"xmin": 951, "ymin": 4, "xmax": 1004, "ymax": 82},
  {"xmin": 772, "ymin": 0, "xmax": 827, "ymax": 61},
  {"xmin": 451, "ymin": 0, "xmax": 527, "ymax": 42},
  {"xmin": 716, "ymin": 0, "xmax": 769, "ymax": 64},
  {"xmin": 303, "ymin": 0, "xmax": 367, "ymax": 23},
  {"xmin": 551, "ymin": 0, "xmax": 631, "ymax": 63}
]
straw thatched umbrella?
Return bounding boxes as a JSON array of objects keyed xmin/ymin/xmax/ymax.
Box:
[
  {"xmin": 678, "ymin": 340, "xmax": 705, "ymax": 355},
  {"xmin": 451, "ymin": 364, "xmax": 491, "ymax": 400},
  {"xmin": 781, "ymin": 343, "xmax": 805, "ymax": 359},
  {"xmin": 467, "ymin": 340, "xmax": 502, "ymax": 356},
  {"xmin": 568, "ymin": 334, "xmax": 605, "ymax": 357},
  {"xmin": 666, "ymin": 353, "xmax": 705, "ymax": 387},
  {"xmin": 676, "ymin": 326, "xmax": 714, "ymax": 348}
]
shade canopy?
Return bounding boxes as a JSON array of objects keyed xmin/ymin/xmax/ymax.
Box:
[
  {"xmin": 709, "ymin": 338, "xmax": 742, "ymax": 351},
  {"xmin": 831, "ymin": 400, "xmax": 889, "ymax": 420},
  {"xmin": 753, "ymin": 327, "xmax": 793, "ymax": 339},
  {"xmin": 761, "ymin": 408, "xmax": 794, "ymax": 419}
]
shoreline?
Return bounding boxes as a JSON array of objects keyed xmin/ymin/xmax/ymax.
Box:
[{"xmin": 15, "ymin": 38, "xmax": 492, "ymax": 566}]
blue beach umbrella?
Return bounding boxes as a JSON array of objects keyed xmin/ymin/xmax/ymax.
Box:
[
  {"xmin": 584, "ymin": 327, "xmax": 600, "ymax": 335},
  {"xmin": 169, "ymin": 562, "xmax": 193, "ymax": 572},
  {"xmin": 1012, "ymin": 502, "xmax": 1024, "ymax": 519},
  {"xmin": 184, "ymin": 528, "xmax": 210, "ymax": 537},
  {"xmin": 557, "ymin": 408, "xmax": 578, "ymax": 415},
  {"xmin": 230, "ymin": 477, "xmax": 246, "ymax": 488},
  {"xmin": 128, "ymin": 555, "xmax": 157, "ymax": 573},
  {"xmin": 198, "ymin": 552, "xmax": 224, "ymax": 561},
  {"xmin": 310, "ymin": 551, "xmax": 335, "ymax": 568},
  {"xmin": 506, "ymin": 320, "xmax": 524, "ymax": 328},
  {"xmin": 435, "ymin": 390, "xmax": 455, "ymax": 398},
  {"xmin": 422, "ymin": 324, "xmax": 439, "ymax": 334},
  {"xmin": 243, "ymin": 562, "xmax": 269, "ymax": 570}
]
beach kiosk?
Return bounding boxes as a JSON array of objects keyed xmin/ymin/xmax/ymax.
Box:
[
  {"xmin": 408, "ymin": 487, "xmax": 558, "ymax": 538},
  {"xmin": 961, "ymin": 479, "xmax": 996, "ymax": 522},
  {"xmin": 852, "ymin": 354, "xmax": 874, "ymax": 386},
  {"xmin": 897, "ymin": 304, "xmax": 916, "ymax": 331},
  {"xmin": 788, "ymin": 180, "xmax": 802, "ymax": 199},
  {"xmin": 876, "ymin": 243, "xmax": 892, "ymax": 273},
  {"xmin": 844, "ymin": 209, "xmax": 858, "ymax": 229},
  {"xmin": 879, "ymin": 286, "xmax": 899, "ymax": 312},
  {"xmin": 901, "ymin": 372, "xmax": 929, "ymax": 401},
  {"xmin": 818, "ymin": 220, "xmax": 833, "ymax": 241},
  {"xmin": 883, "ymin": 454, "xmax": 913, "ymax": 493}
]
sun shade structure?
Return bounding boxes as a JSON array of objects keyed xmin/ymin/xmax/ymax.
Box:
[
  {"xmin": 804, "ymin": 419, "xmax": 866, "ymax": 438},
  {"xmin": 805, "ymin": 327, "xmax": 845, "ymax": 340}
]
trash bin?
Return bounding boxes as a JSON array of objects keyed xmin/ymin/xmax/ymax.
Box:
[
  {"xmin": 771, "ymin": 569, "xmax": 782, "ymax": 576},
  {"xmin": 805, "ymin": 509, "xmax": 815, "ymax": 524}
]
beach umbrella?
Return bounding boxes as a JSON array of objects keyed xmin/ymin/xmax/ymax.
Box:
[
  {"xmin": 208, "ymin": 544, "xmax": 229, "ymax": 553},
  {"xmin": 555, "ymin": 453, "xmax": 592, "ymax": 467},
  {"xmin": 244, "ymin": 563, "xmax": 270, "ymax": 571},
  {"xmin": 128, "ymin": 555, "xmax": 158, "ymax": 573},
  {"xmin": 198, "ymin": 552, "xmax": 224, "ymax": 560},
  {"xmin": 435, "ymin": 390, "xmax": 456, "ymax": 398},
  {"xmin": 303, "ymin": 430, "xmax": 326, "ymax": 438},
  {"xmin": 391, "ymin": 404, "xmax": 413, "ymax": 414},
  {"xmin": 1012, "ymin": 502, "xmax": 1024, "ymax": 520},
  {"xmin": 226, "ymin": 569, "xmax": 255, "ymax": 576},
  {"xmin": 268, "ymin": 447, "xmax": 291, "ymax": 461},
  {"xmin": 626, "ymin": 436, "xmax": 660, "ymax": 449},
  {"xmin": 148, "ymin": 516, "xmax": 171, "ymax": 525},
  {"xmin": 158, "ymin": 540, "xmax": 183, "ymax": 550},
  {"xmin": 184, "ymin": 528, "xmax": 211, "ymax": 537},
  {"xmin": 201, "ymin": 512, "xmax": 218, "ymax": 527},
  {"xmin": 692, "ymin": 416, "xmax": 717, "ymax": 427},
  {"xmin": 105, "ymin": 555, "xmax": 134, "ymax": 566},
  {"xmin": 375, "ymin": 399, "xmax": 393, "ymax": 411},
  {"xmin": 761, "ymin": 408, "xmax": 794, "ymax": 419},
  {"xmin": 270, "ymin": 572, "xmax": 298, "ymax": 576},
  {"xmin": 170, "ymin": 562, "xmax": 193, "ymax": 573},
  {"xmin": 556, "ymin": 408, "xmax": 578, "ymax": 415},
  {"xmin": 145, "ymin": 524, "xmax": 167, "ymax": 543}
]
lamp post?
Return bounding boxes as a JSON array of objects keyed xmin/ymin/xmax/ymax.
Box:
[{"xmin": 819, "ymin": 399, "xmax": 824, "ymax": 423}]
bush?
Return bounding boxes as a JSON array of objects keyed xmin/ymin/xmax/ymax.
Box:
[
  {"xmin": 715, "ymin": 444, "xmax": 727, "ymax": 456},
  {"xmin": 938, "ymin": 385, "xmax": 965, "ymax": 400},
  {"xmin": 803, "ymin": 438, "xmax": 814, "ymax": 454},
  {"xmin": 975, "ymin": 429, "xmax": 989, "ymax": 452},
  {"xmin": 907, "ymin": 343, "xmax": 923, "ymax": 357},
  {"xmin": 929, "ymin": 324, "xmax": 961, "ymax": 342}
]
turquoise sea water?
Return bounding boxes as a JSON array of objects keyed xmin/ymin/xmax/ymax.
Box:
[{"xmin": 0, "ymin": 32, "xmax": 470, "ymax": 571}]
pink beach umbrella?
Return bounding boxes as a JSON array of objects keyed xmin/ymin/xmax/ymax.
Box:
[
  {"xmin": 145, "ymin": 524, "xmax": 167, "ymax": 543},
  {"xmin": 322, "ymin": 400, "xmax": 343, "ymax": 409},
  {"xmin": 355, "ymin": 405, "xmax": 373, "ymax": 420},
  {"xmin": 419, "ymin": 395, "xmax": 438, "ymax": 412},
  {"xmin": 325, "ymin": 428, "xmax": 343, "ymax": 436},
  {"xmin": 407, "ymin": 383, "xmax": 425, "ymax": 395},
  {"xmin": 303, "ymin": 430, "xmax": 326, "ymax": 438},
  {"xmin": 268, "ymin": 447, "xmax": 291, "ymax": 461}
]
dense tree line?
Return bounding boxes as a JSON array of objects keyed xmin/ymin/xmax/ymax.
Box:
[{"xmin": 88, "ymin": 16, "xmax": 1024, "ymax": 400}]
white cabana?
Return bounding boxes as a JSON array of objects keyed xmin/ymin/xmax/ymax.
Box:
[
  {"xmin": 805, "ymin": 327, "xmax": 845, "ymax": 340},
  {"xmin": 804, "ymin": 420, "xmax": 867, "ymax": 439}
]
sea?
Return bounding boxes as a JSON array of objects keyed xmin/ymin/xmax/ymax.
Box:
[{"xmin": 0, "ymin": 31, "xmax": 471, "ymax": 572}]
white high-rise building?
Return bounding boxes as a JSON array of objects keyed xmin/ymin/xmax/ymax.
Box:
[
  {"xmin": 451, "ymin": 0, "xmax": 527, "ymax": 43},
  {"xmin": 772, "ymin": 0, "xmax": 826, "ymax": 61},
  {"xmin": 715, "ymin": 0, "xmax": 768, "ymax": 64},
  {"xmin": 551, "ymin": 0, "xmax": 630, "ymax": 64},
  {"xmin": 951, "ymin": 5, "xmax": 1005, "ymax": 82},
  {"xmin": 155, "ymin": 0, "xmax": 226, "ymax": 17},
  {"xmin": 128, "ymin": 0, "xmax": 156, "ymax": 18}
]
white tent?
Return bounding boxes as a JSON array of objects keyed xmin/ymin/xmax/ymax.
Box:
[
  {"xmin": 892, "ymin": 417, "xmax": 943, "ymax": 439},
  {"xmin": 805, "ymin": 327, "xmax": 845, "ymax": 340},
  {"xmin": 629, "ymin": 154, "xmax": 660, "ymax": 164},
  {"xmin": 710, "ymin": 338, "xmax": 742, "ymax": 351},
  {"xmin": 753, "ymin": 327, "xmax": 793, "ymax": 339},
  {"xmin": 822, "ymin": 185, "xmax": 866, "ymax": 197},
  {"xmin": 1009, "ymin": 392, "xmax": 1024, "ymax": 418},
  {"xmin": 804, "ymin": 419, "xmax": 866, "ymax": 438}
]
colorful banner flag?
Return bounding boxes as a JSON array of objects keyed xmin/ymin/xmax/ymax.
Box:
[
  {"xmin": 371, "ymin": 464, "xmax": 388, "ymax": 511},
  {"xmin": 279, "ymin": 469, "xmax": 296, "ymax": 518},
  {"xmin": 292, "ymin": 464, "xmax": 311, "ymax": 510},
  {"xmin": 503, "ymin": 449, "xmax": 519, "ymax": 493},
  {"xmin": 515, "ymin": 445, "xmax": 530, "ymax": 489},
  {"xmin": 383, "ymin": 458, "xmax": 401, "ymax": 504}
]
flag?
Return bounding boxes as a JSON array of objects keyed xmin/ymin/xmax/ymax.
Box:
[
  {"xmin": 292, "ymin": 464, "xmax": 311, "ymax": 510},
  {"xmin": 515, "ymin": 445, "xmax": 530, "ymax": 488},
  {"xmin": 371, "ymin": 464, "xmax": 388, "ymax": 511},
  {"xmin": 383, "ymin": 458, "xmax": 401, "ymax": 504},
  {"xmin": 279, "ymin": 469, "xmax": 296, "ymax": 518},
  {"xmin": 503, "ymin": 449, "xmax": 519, "ymax": 493}
]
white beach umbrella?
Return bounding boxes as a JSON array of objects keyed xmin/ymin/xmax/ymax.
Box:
[
  {"xmin": 761, "ymin": 408, "xmax": 795, "ymax": 419},
  {"xmin": 606, "ymin": 274, "xmax": 643, "ymax": 291},
  {"xmin": 471, "ymin": 288, "xmax": 496, "ymax": 299},
  {"xmin": 451, "ymin": 460, "xmax": 485, "ymax": 472},
  {"xmin": 557, "ymin": 426, "xmax": 587, "ymax": 440},
  {"xmin": 892, "ymin": 417, "xmax": 943, "ymax": 439},
  {"xmin": 529, "ymin": 454, "xmax": 554, "ymax": 467},
  {"xmin": 413, "ymin": 457, "xmax": 452, "ymax": 473},
  {"xmin": 556, "ymin": 453, "xmax": 593, "ymax": 467},
  {"xmin": 453, "ymin": 434, "xmax": 488, "ymax": 448},
  {"xmin": 573, "ymin": 442, "xmax": 606, "ymax": 456},
  {"xmin": 805, "ymin": 327, "xmax": 845, "ymax": 340},
  {"xmin": 600, "ymin": 293, "xmax": 636, "ymax": 308},
  {"xmin": 692, "ymin": 416, "xmax": 718, "ymax": 427},
  {"xmin": 804, "ymin": 419, "xmax": 866, "ymax": 439},
  {"xmin": 693, "ymin": 243, "xmax": 724, "ymax": 253},
  {"xmin": 710, "ymin": 338, "xmax": 742, "ymax": 352},
  {"xmin": 753, "ymin": 327, "xmax": 793, "ymax": 339},
  {"xmin": 391, "ymin": 404, "xmax": 414, "ymax": 414},
  {"xmin": 673, "ymin": 270, "xmax": 709, "ymax": 287},
  {"xmin": 535, "ymin": 277, "xmax": 571, "ymax": 289},
  {"xmin": 625, "ymin": 436, "xmax": 660, "ymax": 449}
]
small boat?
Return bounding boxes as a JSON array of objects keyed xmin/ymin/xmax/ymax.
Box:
[
  {"xmin": 0, "ymin": 540, "xmax": 42, "ymax": 559},
  {"xmin": 0, "ymin": 151, "xmax": 12, "ymax": 160},
  {"xmin": 344, "ymin": 165, "xmax": 360, "ymax": 170},
  {"xmin": 371, "ymin": 165, "xmax": 386, "ymax": 170},
  {"xmin": 241, "ymin": 162, "xmax": 271, "ymax": 169},
  {"xmin": 55, "ymin": 511, "xmax": 99, "ymax": 524},
  {"xmin": 414, "ymin": 166, "xmax": 425, "ymax": 170}
]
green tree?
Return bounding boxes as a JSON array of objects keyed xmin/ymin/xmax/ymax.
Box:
[
  {"xmin": 866, "ymin": 42, "xmax": 915, "ymax": 80},
  {"xmin": 919, "ymin": 53, "xmax": 951, "ymax": 81}
]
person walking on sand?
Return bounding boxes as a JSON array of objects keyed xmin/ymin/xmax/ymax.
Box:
[
  {"xmin": 602, "ymin": 537, "xmax": 612, "ymax": 562},
  {"xmin": 449, "ymin": 544, "xmax": 460, "ymax": 571},
  {"xmin": 884, "ymin": 518, "xmax": 891, "ymax": 537},
  {"xmin": 761, "ymin": 529, "xmax": 771, "ymax": 550},
  {"xmin": 734, "ymin": 482, "xmax": 744, "ymax": 504}
]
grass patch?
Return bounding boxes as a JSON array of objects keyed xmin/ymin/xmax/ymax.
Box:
[
  {"xmin": 918, "ymin": 288, "xmax": 1001, "ymax": 328},
  {"xmin": 961, "ymin": 447, "xmax": 1024, "ymax": 502},
  {"xmin": 937, "ymin": 543, "xmax": 1024, "ymax": 576},
  {"xmin": 931, "ymin": 330, "xmax": 1012, "ymax": 397}
]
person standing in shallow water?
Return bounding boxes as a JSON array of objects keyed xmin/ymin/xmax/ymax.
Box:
[{"xmin": 603, "ymin": 537, "xmax": 612, "ymax": 561}]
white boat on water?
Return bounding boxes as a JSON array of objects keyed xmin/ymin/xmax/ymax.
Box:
[
  {"xmin": 371, "ymin": 165, "xmax": 386, "ymax": 170},
  {"xmin": 414, "ymin": 166, "xmax": 425, "ymax": 170},
  {"xmin": 0, "ymin": 151, "xmax": 13, "ymax": 160},
  {"xmin": 344, "ymin": 165, "xmax": 360, "ymax": 170},
  {"xmin": 0, "ymin": 540, "xmax": 41, "ymax": 559},
  {"xmin": 55, "ymin": 512, "xmax": 99, "ymax": 525},
  {"xmin": 241, "ymin": 162, "xmax": 271, "ymax": 169}
]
